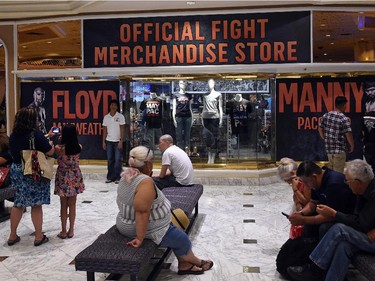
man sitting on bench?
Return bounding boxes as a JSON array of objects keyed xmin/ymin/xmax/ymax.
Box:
[
  {"xmin": 116, "ymin": 145, "xmax": 213, "ymax": 275},
  {"xmin": 153, "ymin": 134, "xmax": 194, "ymax": 190}
]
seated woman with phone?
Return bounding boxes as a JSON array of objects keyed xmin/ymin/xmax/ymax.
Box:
[{"xmin": 277, "ymin": 157, "xmax": 311, "ymax": 239}]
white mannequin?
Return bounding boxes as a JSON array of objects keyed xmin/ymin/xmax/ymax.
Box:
[
  {"xmin": 204, "ymin": 78, "xmax": 223, "ymax": 164},
  {"xmin": 234, "ymin": 94, "xmax": 243, "ymax": 102}
]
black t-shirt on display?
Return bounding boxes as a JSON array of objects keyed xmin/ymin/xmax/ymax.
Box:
[
  {"xmin": 227, "ymin": 98, "xmax": 252, "ymax": 134},
  {"xmin": 140, "ymin": 98, "xmax": 164, "ymax": 129}
]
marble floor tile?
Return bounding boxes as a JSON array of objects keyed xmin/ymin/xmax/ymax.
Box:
[{"xmin": 0, "ymin": 177, "xmax": 369, "ymax": 281}]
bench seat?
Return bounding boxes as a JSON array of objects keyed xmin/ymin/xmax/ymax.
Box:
[
  {"xmin": 352, "ymin": 252, "xmax": 375, "ymax": 280},
  {"xmin": 0, "ymin": 185, "xmax": 14, "ymax": 222},
  {"xmin": 75, "ymin": 225, "xmax": 158, "ymax": 280},
  {"xmin": 75, "ymin": 184, "xmax": 204, "ymax": 281}
]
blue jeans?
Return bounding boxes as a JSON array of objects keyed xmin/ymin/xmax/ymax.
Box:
[
  {"xmin": 160, "ymin": 223, "xmax": 191, "ymax": 256},
  {"xmin": 106, "ymin": 141, "xmax": 123, "ymax": 181},
  {"xmin": 310, "ymin": 223, "xmax": 375, "ymax": 281},
  {"xmin": 176, "ymin": 116, "xmax": 192, "ymax": 150}
]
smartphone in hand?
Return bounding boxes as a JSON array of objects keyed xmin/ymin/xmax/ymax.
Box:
[
  {"xmin": 281, "ymin": 212, "xmax": 289, "ymax": 218},
  {"xmin": 52, "ymin": 127, "xmax": 60, "ymax": 134}
]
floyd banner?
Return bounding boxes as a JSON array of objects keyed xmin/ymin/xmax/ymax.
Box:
[
  {"xmin": 275, "ymin": 77, "xmax": 373, "ymax": 161},
  {"xmin": 20, "ymin": 80, "xmax": 119, "ymax": 159}
]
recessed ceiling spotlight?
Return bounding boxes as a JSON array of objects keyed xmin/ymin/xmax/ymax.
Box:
[
  {"xmin": 324, "ymin": 53, "xmax": 328, "ymax": 56},
  {"xmin": 187, "ymin": 1, "xmax": 196, "ymax": 5},
  {"xmin": 320, "ymin": 23, "xmax": 326, "ymax": 27},
  {"xmin": 325, "ymin": 34, "xmax": 331, "ymax": 37},
  {"xmin": 47, "ymin": 41, "xmax": 52, "ymax": 44},
  {"xmin": 330, "ymin": 42, "xmax": 334, "ymax": 45}
]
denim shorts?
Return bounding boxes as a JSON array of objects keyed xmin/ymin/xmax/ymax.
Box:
[{"xmin": 160, "ymin": 223, "xmax": 192, "ymax": 256}]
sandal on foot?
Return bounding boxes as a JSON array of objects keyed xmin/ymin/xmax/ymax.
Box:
[
  {"xmin": 200, "ymin": 260, "xmax": 214, "ymax": 271},
  {"xmin": 7, "ymin": 235, "xmax": 21, "ymax": 246},
  {"xmin": 178, "ymin": 265, "xmax": 204, "ymax": 275},
  {"xmin": 57, "ymin": 232, "xmax": 67, "ymax": 239},
  {"xmin": 67, "ymin": 232, "xmax": 74, "ymax": 238},
  {"xmin": 34, "ymin": 235, "xmax": 49, "ymax": 246}
]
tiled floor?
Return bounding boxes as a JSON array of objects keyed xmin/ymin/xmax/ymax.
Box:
[{"xmin": 0, "ymin": 168, "xmax": 368, "ymax": 281}]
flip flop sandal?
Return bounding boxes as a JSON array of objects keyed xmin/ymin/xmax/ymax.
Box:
[
  {"xmin": 34, "ymin": 235, "xmax": 49, "ymax": 246},
  {"xmin": 177, "ymin": 265, "xmax": 204, "ymax": 275},
  {"xmin": 7, "ymin": 235, "xmax": 21, "ymax": 246},
  {"xmin": 200, "ymin": 260, "xmax": 214, "ymax": 271}
]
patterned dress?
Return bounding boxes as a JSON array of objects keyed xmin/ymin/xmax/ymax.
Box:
[{"xmin": 54, "ymin": 154, "xmax": 85, "ymax": 197}]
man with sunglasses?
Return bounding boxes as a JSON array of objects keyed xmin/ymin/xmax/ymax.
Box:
[
  {"xmin": 287, "ymin": 159, "xmax": 375, "ymax": 281},
  {"xmin": 153, "ymin": 134, "xmax": 194, "ymax": 190}
]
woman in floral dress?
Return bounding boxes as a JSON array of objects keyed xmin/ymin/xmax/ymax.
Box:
[{"xmin": 54, "ymin": 124, "xmax": 85, "ymax": 239}]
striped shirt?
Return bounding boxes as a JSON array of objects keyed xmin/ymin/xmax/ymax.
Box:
[
  {"xmin": 319, "ymin": 111, "xmax": 352, "ymax": 154},
  {"xmin": 116, "ymin": 174, "xmax": 171, "ymax": 244}
]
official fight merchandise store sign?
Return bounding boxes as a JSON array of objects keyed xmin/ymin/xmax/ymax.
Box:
[
  {"xmin": 20, "ymin": 80, "xmax": 119, "ymax": 160},
  {"xmin": 83, "ymin": 11, "xmax": 311, "ymax": 67}
]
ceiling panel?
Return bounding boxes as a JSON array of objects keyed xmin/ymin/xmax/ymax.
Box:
[{"xmin": 1, "ymin": 1, "xmax": 375, "ymax": 21}]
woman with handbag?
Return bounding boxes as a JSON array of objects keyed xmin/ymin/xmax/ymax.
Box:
[
  {"xmin": 117, "ymin": 146, "xmax": 213, "ymax": 275},
  {"xmin": 7, "ymin": 107, "xmax": 54, "ymax": 247}
]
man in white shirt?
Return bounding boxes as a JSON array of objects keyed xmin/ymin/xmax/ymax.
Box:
[
  {"xmin": 153, "ymin": 134, "xmax": 194, "ymax": 190},
  {"xmin": 102, "ymin": 100, "xmax": 125, "ymax": 184}
]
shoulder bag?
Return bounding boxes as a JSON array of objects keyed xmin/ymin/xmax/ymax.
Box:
[
  {"xmin": 0, "ymin": 166, "xmax": 11, "ymax": 188},
  {"xmin": 21, "ymin": 132, "xmax": 54, "ymax": 181}
]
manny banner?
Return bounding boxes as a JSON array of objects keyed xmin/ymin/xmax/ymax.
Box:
[
  {"xmin": 20, "ymin": 80, "xmax": 119, "ymax": 159},
  {"xmin": 275, "ymin": 77, "xmax": 374, "ymax": 161},
  {"xmin": 83, "ymin": 11, "xmax": 311, "ymax": 67}
]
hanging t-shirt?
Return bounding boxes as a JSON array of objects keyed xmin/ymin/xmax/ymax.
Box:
[
  {"xmin": 227, "ymin": 98, "xmax": 252, "ymax": 134},
  {"xmin": 174, "ymin": 93, "xmax": 192, "ymax": 117},
  {"xmin": 140, "ymin": 98, "xmax": 164, "ymax": 128},
  {"xmin": 363, "ymin": 111, "xmax": 375, "ymax": 146}
]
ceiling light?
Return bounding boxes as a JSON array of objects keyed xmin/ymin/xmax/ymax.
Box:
[
  {"xmin": 186, "ymin": 1, "xmax": 196, "ymax": 5},
  {"xmin": 132, "ymin": 76, "xmax": 194, "ymax": 81},
  {"xmin": 222, "ymin": 75, "xmax": 257, "ymax": 79},
  {"xmin": 320, "ymin": 24, "xmax": 326, "ymax": 27},
  {"xmin": 324, "ymin": 53, "xmax": 328, "ymax": 56},
  {"xmin": 330, "ymin": 42, "xmax": 334, "ymax": 45},
  {"xmin": 47, "ymin": 41, "xmax": 52, "ymax": 44},
  {"xmin": 325, "ymin": 34, "xmax": 331, "ymax": 37}
]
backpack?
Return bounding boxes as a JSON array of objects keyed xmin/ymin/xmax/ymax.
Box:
[{"xmin": 276, "ymin": 236, "xmax": 318, "ymax": 279}]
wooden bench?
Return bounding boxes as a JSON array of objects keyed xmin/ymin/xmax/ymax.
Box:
[
  {"xmin": 352, "ymin": 252, "xmax": 375, "ymax": 280},
  {"xmin": 0, "ymin": 185, "xmax": 14, "ymax": 222},
  {"xmin": 75, "ymin": 184, "xmax": 204, "ymax": 281}
]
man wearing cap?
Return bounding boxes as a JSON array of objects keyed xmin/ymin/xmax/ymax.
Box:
[{"xmin": 318, "ymin": 96, "xmax": 354, "ymax": 173}]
